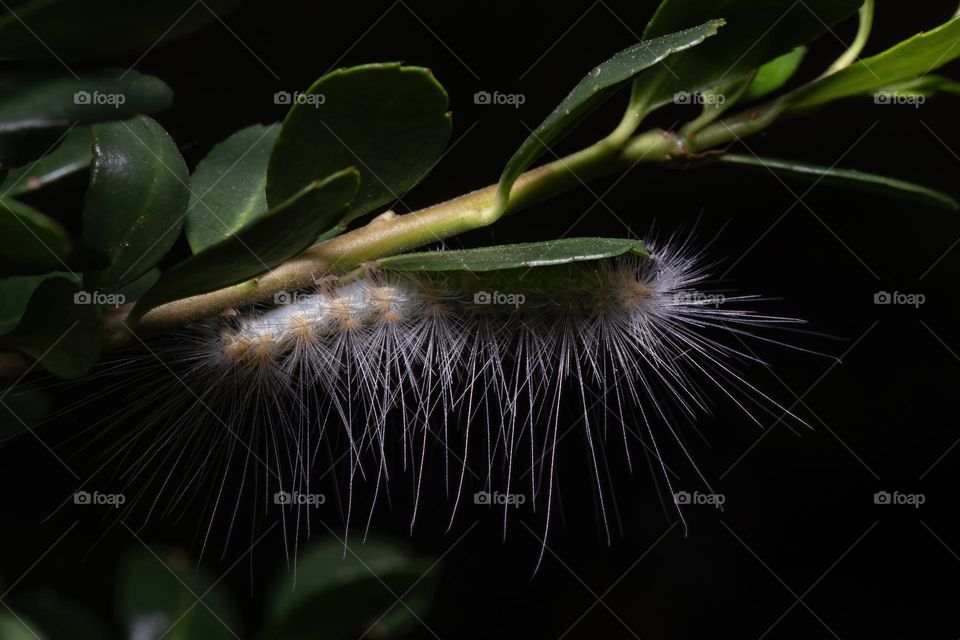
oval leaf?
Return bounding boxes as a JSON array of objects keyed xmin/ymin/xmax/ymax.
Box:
[
  {"xmin": 129, "ymin": 168, "xmax": 360, "ymax": 324},
  {"xmin": 0, "ymin": 277, "xmax": 103, "ymax": 379},
  {"xmin": 0, "ymin": 199, "xmax": 105, "ymax": 275},
  {"xmin": 82, "ymin": 115, "xmax": 190, "ymax": 293},
  {"xmin": 119, "ymin": 547, "xmax": 240, "ymax": 640},
  {"xmin": 0, "ymin": 126, "xmax": 92, "ymax": 196},
  {"xmin": 743, "ymin": 46, "xmax": 807, "ymax": 102},
  {"xmin": 0, "ymin": 0, "xmax": 242, "ymax": 59},
  {"xmin": 497, "ymin": 21, "xmax": 723, "ymax": 208},
  {"xmin": 0, "ymin": 272, "xmax": 77, "ymax": 335},
  {"xmin": 0, "ymin": 70, "xmax": 172, "ymax": 168},
  {"xmin": 377, "ymin": 237, "xmax": 650, "ymax": 272},
  {"xmin": 267, "ymin": 63, "xmax": 450, "ymax": 231},
  {"xmin": 262, "ymin": 537, "xmax": 438, "ymax": 640},
  {"xmin": 786, "ymin": 16, "xmax": 960, "ymax": 109},
  {"xmin": 716, "ymin": 154, "xmax": 959, "ymax": 211},
  {"xmin": 186, "ymin": 123, "xmax": 280, "ymax": 253}
]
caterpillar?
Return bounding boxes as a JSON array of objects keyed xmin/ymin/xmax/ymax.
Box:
[{"xmin": 69, "ymin": 235, "xmax": 810, "ymax": 568}]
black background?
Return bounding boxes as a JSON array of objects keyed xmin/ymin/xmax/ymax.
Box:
[{"xmin": 2, "ymin": 1, "xmax": 960, "ymax": 638}]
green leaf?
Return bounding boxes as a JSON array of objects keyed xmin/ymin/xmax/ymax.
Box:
[
  {"xmin": 643, "ymin": 0, "xmax": 862, "ymax": 103},
  {"xmin": 496, "ymin": 21, "xmax": 723, "ymax": 208},
  {"xmin": 0, "ymin": 126, "xmax": 92, "ymax": 196},
  {"xmin": 0, "ymin": 272, "xmax": 78, "ymax": 335},
  {"xmin": 786, "ymin": 16, "xmax": 960, "ymax": 109},
  {"xmin": 267, "ymin": 63, "xmax": 450, "ymax": 232},
  {"xmin": 119, "ymin": 547, "xmax": 240, "ymax": 640},
  {"xmin": 0, "ymin": 199, "xmax": 106, "ymax": 275},
  {"xmin": 0, "ymin": 277, "xmax": 103, "ymax": 379},
  {"xmin": 129, "ymin": 168, "xmax": 360, "ymax": 324},
  {"xmin": 743, "ymin": 46, "xmax": 807, "ymax": 102},
  {"xmin": 186, "ymin": 123, "xmax": 281, "ymax": 253},
  {"xmin": 0, "ymin": 70, "xmax": 172, "ymax": 168},
  {"xmin": 261, "ymin": 537, "xmax": 438, "ymax": 640},
  {"xmin": 377, "ymin": 237, "xmax": 650, "ymax": 272},
  {"xmin": 716, "ymin": 154, "xmax": 959, "ymax": 211},
  {"xmin": 0, "ymin": 0, "xmax": 243, "ymax": 59},
  {"xmin": 82, "ymin": 115, "xmax": 190, "ymax": 293},
  {"xmin": 874, "ymin": 74, "xmax": 960, "ymax": 99}
]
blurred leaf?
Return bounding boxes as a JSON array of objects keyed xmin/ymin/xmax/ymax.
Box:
[
  {"xmin": 743, "ymin": 46, "xmax": 807, "ymax": 102},
  {"xmin": 82, "ymin": 115, "xmax": 190, "ymax": 293},
  {"xmin": 874, "ymin": 74, "xmax": 960, "ymax": 98},
  {"xmin": 0, "ymin": 126, "xmax": 91, "ymax": 196},
  {"xmin": 119, "ymin": 547, "xmax": 240, "ymax": 640},
  {"xmin": 261, "ymin": 537, "xmax": 438, "ymax": 640},
  {"xmin": 0, "ymin": 277, "xmax": 102, "ymax": 379},
  {"xmin": 0, "ymin": 198, "xmax": 106, "ymax": 275},
  {"xmin": 0, "ymin": 612, "xmax": 45, "ymax": 640},
  {"xmin": 497, "ymin": 21, "xmax": 722, "ymax": 207},
  {"xmin": 129, "ymin": 169, "xmax": 359, "ymax": 324},
  {"xmin": 186, "ymin": 123, "xmax": 280, "ymax": 253},
  {"xmin": 717, "ymin": 154, "xmax": 959, "ymax": 210},
  {"xmin": 377, "ymin": 237, "xmax": 650, "ymax": 272},
  {"xmin": 0, "ymin": 70, "xmax": 172, "ymax": 168},
  {"xmin": 267, "ymin": 63, "xmax": 450, "ymax": 231},
  {"xmin": 786, "ymin": 16, "xmax": 960, "ymax": 109},
  {"xmin": 642, "ymin": 0, "xmax": 862, "ymax": 105},
  {"xmin": 0, "ymin": 272, "xmax": 78, "ymax": 334},
  {"xmin": 14, "ymin": 590, "xmax": 110, "ymax": 640},
  {"xmin": 0, "ymin": 0, "xmax": 243, "ymax": 59}
]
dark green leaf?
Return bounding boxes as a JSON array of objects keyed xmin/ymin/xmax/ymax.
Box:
[
  {"xmin": 0, "ymin": 272, "xmax": 78, "ymax": 335},
  {"xmin": 377, "ymin": 237, "xmax": 650, "ymax": 272},
  {"xmin": 0, "ymin": 70, "xmax": 172, "ymax": 168},
  {"xmin": 0, "ymin": 199, "xmax": 106, "ymax": 275},
  {"xmin": 119, "ymin": 547, "xmax": 240, "ymax": 640},
  {"xmin": 0, "ymin": 126, "xmax": 91, "ymax": 196},
  {"xmin": 115, "ymin": 268, "xmax": 161, "ymax": 304},
  {"xmin": 743, "ymin": 46, "xmax": 807, "ymax": 102},
  {"xmin": 786, "ymin": 16, "xmax": 960, "ymax": 109},
  {"xmin": 187, "ymin": 123, "xmax": 281, "ymax": 253},
  {"xmin": 82, "ymin": 115, "xmax": 190, "ymax": 293},
  {"xmin": 267, "ymin": 63, "xmax": 450, "ymax": 231},
  {"xmin": 643, "ymin": 0, "xmax": 862, "ymax": 104},
  {"xmin": 0, "ymin": 277, "xmax": 103, "ymax": 379},
  {"xmin": 0, "ymin": 0, "xmax": 243, "ymax": 59},
  {"xmin": 261, "ymin": 537, "xmax": 438, "ymax": 640},
  {"xmin": 497, "ymin": 21, "xmax": 723, "ymax": 208},
  {"xmin": 129, "ymin": 168, "xmax": 359, "ymax": 324},
  {"xmin": 717, "ymin": 154, "xmax": 959, "ymax": 210}
]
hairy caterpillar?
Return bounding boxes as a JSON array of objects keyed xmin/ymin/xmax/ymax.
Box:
[{"xmin": 69, "ymin": 235, "xmax": 809, "ymax": 568}]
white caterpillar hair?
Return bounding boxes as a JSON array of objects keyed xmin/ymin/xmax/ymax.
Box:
[{"xmin": 67, "ymin": 235, "xmax": 810, "ymax": 568}]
